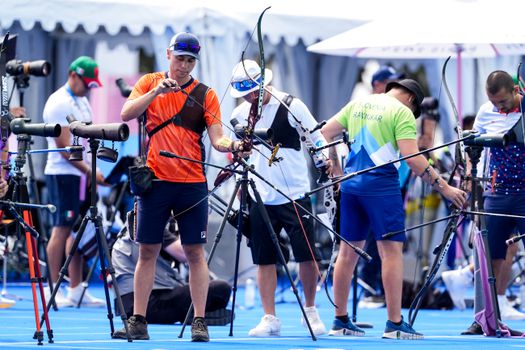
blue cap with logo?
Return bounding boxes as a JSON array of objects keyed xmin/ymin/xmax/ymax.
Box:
[
  {"xmin": 371, "ymin": 66, "xmax": 401, "ymax": 84},
  {"xmin": 169, "ymin": 32, "xmax": 201, "ymax": 60}
]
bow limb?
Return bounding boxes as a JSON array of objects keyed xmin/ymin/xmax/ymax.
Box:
[
  {"xmin": 442, "ymin": 56, "xmax": 466, "ymax": 172},
  {"xmin": 255, "ymin": 7, "xmax": 270, "ymax": 121}
]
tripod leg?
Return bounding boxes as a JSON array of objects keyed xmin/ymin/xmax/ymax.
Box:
[
  {"xmin": 229, "ymin": 178, "xmax": 249, "ymax": 337},
  {"xmin": 479, "ymin": 228, "xmax": 502, "ymax": 337},
  {"xmin": 408, "ymin": 214, "xmax": 458, "ymax": 327},
  {"xmin": 178, "ymin": 180, "xmax": 242, "ymax": 338},
  {"xmin": 351, "ymin": 267, "xmax": 357, "ymax": 322},
  {"xmin": 78, "ymin": 182, "xmax": 129, "ymax": 307},
  {"xmin": 41, "ymin": 215, "xmax": 89, "ymax": 325},
  {"xmin": 249, "ymin": 179, "xmax": 316, "ymax": 341},
  {"xmin": 92, "ymin": 214, "xmax": 131, "ymax": 341},
  {"xmin": 75, "ymin": 250, "xmax": 99, "ymax": 308},
  {"xmin": 350, "ymin": 267, "xmax": 374, "ymax": 328},
  {"xmin": 24, "ymin": 230, "xmax": 44, "ymax": 344},
  {"xmin": 29, "ymin": 233, "xmax": 54, "ymax": 343},
  {"xmin": 17, "ymin": 206, "xmax": 53, "ymax": 343}
]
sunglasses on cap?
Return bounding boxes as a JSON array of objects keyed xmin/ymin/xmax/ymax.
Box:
[
  {"xmin": 231, "ymin": 76, "xmax": 261, "ymax": 92},
  {"xmin": 171, "ymin": 42, "xmax": 201, "ymax": 54}
]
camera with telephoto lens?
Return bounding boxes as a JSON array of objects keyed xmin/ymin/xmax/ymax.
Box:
[
  {"xmin": 66, "ymin": 115, "xmax": 129, "ymax": 142},
  {"xmin": 463, "ymin": 130, "xmax": 509, "ymax": 148},
  {"xmin": 230, "ymin": 118, "xmax": 273, "ymax": 143},
  {"xmin": 6, "ymin": 59, "xmax": 51, "ymax": 77},
  {"xmin": 10, "ymin": 118, "xmax": 61, "ymax": 137},
  {"xmin": 420, "ymin": 97, "xmax": 440, "ymax": 121}
]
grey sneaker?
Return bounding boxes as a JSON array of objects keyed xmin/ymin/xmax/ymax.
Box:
[
  {"xmin": 191, "ymin": 317, "xmax": 210, "ymax": 342},
  {"xmin": 112, "ymin": 315, "xmax": 149, "ymax": 340}
]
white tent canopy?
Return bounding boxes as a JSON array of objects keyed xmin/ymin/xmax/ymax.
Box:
[{"xmin": 2, "ymin": 0, "xmax": 369, "ymax": 44}]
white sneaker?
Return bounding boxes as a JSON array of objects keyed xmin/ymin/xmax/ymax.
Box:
[
  {"xmin": 357, "ymin": 295, "xmax": 385, "ymax": 309},
  {"xmin": 67, "ymin": 285, "xmax": 105, "ymax": 308},
  {"xmin": 442, "ymin": 269, "xmax": 471, "ymax": 310},
  {"xmin": 248, "ymin": 314, "xmax": 281, "ymax": 337},
  {"xmin": 0, "ymin": 295, "xmax": 15, "ymax": 309},
  {"xmin": 44, "ymin": 286, "xmax": 73, "ymax": 308},
  {"xmin": 498, "ymin": 295, "xmax": 525, "ymax": 320},
  {"xmin": 301, "ymin": 306, "xmax": 326, "ymax": 335}
]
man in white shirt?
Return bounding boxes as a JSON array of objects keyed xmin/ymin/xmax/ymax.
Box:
[
  {"xmin": 230, "ymin": 59, "xmax": 329, "ymax": 337},
  {"xmin": 43, "ymin": 56, "xmax": 105, "ymax": 308}
]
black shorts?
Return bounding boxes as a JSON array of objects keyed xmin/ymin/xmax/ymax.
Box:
[
  {"xmin": 136, "ymin": 181, "xmax": 208, "ymax": 245},
  {"xmin": 46, "ymin": 175, "xmax": 80, "ymax": 228},
  {"xmin": 249, "ymin": 197, "xmax": 320, "ymax": 265}
]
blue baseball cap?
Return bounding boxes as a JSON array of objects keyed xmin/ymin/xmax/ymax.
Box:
[
  {"xmin": 371, "ymin": 66, "xmax": 401, "ymax": 84},
  {"xmin": 169, "ymin": 32, "xmax": 201, "ymax": 60}
]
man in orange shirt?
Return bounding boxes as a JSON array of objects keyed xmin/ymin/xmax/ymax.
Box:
[{"xmin": 113, "ymin": 32, "xmax": 241, "ymax": 342}]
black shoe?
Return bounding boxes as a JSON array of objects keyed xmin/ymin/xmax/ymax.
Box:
[
  {"xmin": 191, "ymin": 317, "xmax": 210, "ymax": 342},
  {"xmin": 185, "ymin": 308, "xmax": 234, "ymax": 326},
  {"xmin": 206, "ymin": 308, "xmax": 234, "ymax": 326},
  {"xmin": 113, "ymin": 315, "xmax": 150, "ymax": 340},
  {"xmin": 508, "ymin": 326, "xmax": 524, "ymax": 336},
  {"xmin": 460, "ymin": 321, "xmax": 483, "ymax": 335}
]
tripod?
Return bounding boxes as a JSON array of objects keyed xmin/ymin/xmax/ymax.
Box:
[
  {"xmin": 405, "ymin": 145, "xmax": 507, "ymax": 333},
  {"xmin": 42, "ymin": 139, "xmax": 132, "ymax": 341},
  {"xmin": 5, "ymin": 133, "xmax": 54, "ymax": 344},
  {"xmin": 177, "ymin": 158, "xmax": 317, "ymax": 340},
  {"xmin": 465, "ymin": 145, "xmax": 502, "ymax": 336},
  {"xmin": 73, "ymin": 180, "xmax": 129, "ymax": 307},
  {"xmin": 11, "ymin": 76, "xmax": 56, "ymax": 308}
]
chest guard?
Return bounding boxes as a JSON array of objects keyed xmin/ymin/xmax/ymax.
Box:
[{"xmin": 270, "ymin": 94, "xmax": 300, "ymax": 150}]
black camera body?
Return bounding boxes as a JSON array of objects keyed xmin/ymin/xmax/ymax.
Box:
[
  {"xmin": 6, "ymin": 60, "xmax": 51, "ymax": 77},
  {"xmin": 420, "ymin": 97, "xmax": 440, "ymax": 121},
  {"xmin": 115, "ymin": 78, "xmax": 133, "ymax": 98},
  {"xmin": 230, "ymin": 118, "xmax": 273, "ymax": 143}
]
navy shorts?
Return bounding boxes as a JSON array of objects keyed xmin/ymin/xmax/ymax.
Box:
[
  {"xmin": 484, "ymin": 194, "xmax": 525, "ymax": 259},
  {"xmin": 340, "ymin": 192, "xmax": 406, "ymax": 242},
  {"xmin": 249, "ymin": 197, "xmax": 320, "ymax": 265},
  {"xmin": 136, "ymin": 181, "xmax": 208, "ymax": 245},
  {"xmin": 46, "ymin": 175, "xmax": 80, "ymax": 228}
]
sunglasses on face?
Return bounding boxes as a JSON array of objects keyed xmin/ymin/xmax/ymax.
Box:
[
  {"xmin": 231, "ymin": 76, "xmax": 261, "ymax": 92},
  {"xmin": 171, "ymin": 42, "xmax": 201, "ymax": 54}
]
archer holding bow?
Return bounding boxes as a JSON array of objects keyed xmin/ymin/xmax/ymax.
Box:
[
  {"xmin": 321, "ymin": 78, "xmax": 467, "ymax": 340},
  {"xmin": 229, "ymin": 59, "xmax": 332, "ymax": 337}
]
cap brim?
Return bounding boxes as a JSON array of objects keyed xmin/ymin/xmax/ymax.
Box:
[
  {"xmin": 385, "ymin": 81, "xmax": 421, "ymax": 118},
  {"xmin": 229, "ymin": 69, "xmax": 273, "ymax": 98},
  {"xmin": 171, "ymin": 50, "xmax": 200, "ymax": 60},
  {"xmin": 413, "ymin": 105, "xmax": 421, "ymax": 118},
  {"xmin": 83, "ymin": 77, "xmax": 102, "ymax": 89}
]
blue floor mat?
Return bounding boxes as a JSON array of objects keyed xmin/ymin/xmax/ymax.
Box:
[{"xmin": 1, "ymin": 283, "xmax": 524, "ymax": 349}]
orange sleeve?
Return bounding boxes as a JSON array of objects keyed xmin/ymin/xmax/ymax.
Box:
[
  {"xmin": 203, "ymin": 88, "xmax": 221, "ymax": 127},
  {"xmin": 129, "ymin": 73, "xmax": 159, "ymax": 100}
]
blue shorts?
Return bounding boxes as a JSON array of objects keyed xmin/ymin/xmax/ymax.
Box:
[
  {"xmin": 484, "ymin": 194, "xmax": 525, "ymax": 259},
  {"xmin": 340, "ymin": 192, "xmax": 406, "ymax": 242},
  {"xmin": 136, "ymin": 181, "xmax": 208, "ymax": 245},
  {"xmin": 46, "ymin": 175, "xmax": 80, "ymax": 228}
]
